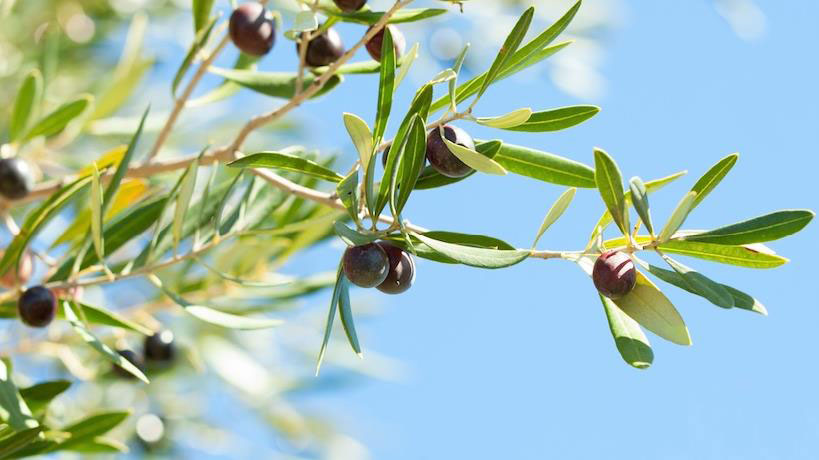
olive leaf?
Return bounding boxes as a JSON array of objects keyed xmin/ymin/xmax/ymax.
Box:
[
  {"xmin": 413, "ymin": 232, "xmax": 529, "ymax": 269},
  {"xmin": 476, "ymin": 108, "xmax": 533, "ymax": 129},
  {"xmin": 504, "ymin": 106, "xmax": 600, "ymax": 132},
  {"xmin": 373, "ymin": 26, "xmax": 396, "ymax": 146},
  {"xmin": 612, "ymin": 272, "xmax": 692, "ymax": 346},
  {"xmin": 629, "ymin": 177, "xmax": 653, "ymax": 235},
  {"xmin": 228, "ymin": 151, "xmax": 344, "ymax": 182},
  {"xmin": 9, "ymin": 69, "xmax": 42, "ymax": 142},
  {"xmin": 474, "ymin": 6, "xmax": 534, "ymax": 103},
  {"xmin": 532, "ymin": 187, "xmax": 576, "ymax": 247},
  {"xmin": 599, "ymin": 295, "xmax": 653, "ymax": 369},
  {"xmin": 343, "ymin": 112, "xmax": 374, "ymax": 170},
  {"xmin": 441, "ymin": 128, "xmax": 507, "ymax": 175},
  {"xmin": 24, "ymin": 94, "xmax": 93, "ymax": 141},
  {"xmin": 680, "ymin": 210, "xmax": 814, "ymax": 245},
  {"xmin": 593, "ymin": 148, "xmax": 630, "ymax": 236}
]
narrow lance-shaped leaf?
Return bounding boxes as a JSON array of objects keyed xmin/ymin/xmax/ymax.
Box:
[
  {"xmin": 192, "ymin": 0, "xmax": 216, "ymax": 34},
  {"xmin": 0, "ymin": 427, "xmax": 42, "ymax": 458},
  {"xmin": 599, "ymin": 295, "xmax": 653, "ymax": 369},
  {"xmin": 148, "ymin": 275, "xmax": 282, "ymax": 330},
  {"xmin": 680, "ymin": 210, "xmax": 814, "ymax": 245},
  {"xmin": 449, "ymin": 43, "xmax": 470, "ymax": 111},
  {"xmin": 413, "ymin": 232, "xmax": 529, "ymax": 269},
  {"xmin": 492, "ymin": 142, "xmax": 596, "ymax": 188},
  {"xmin": 442, "ymin": 127, "xmax": 507, "ymax": 175},
  {"xmin": 57, "ymin": 302, "xmax": 153, "ymax": 335},
  {"xmin": 656, "ymin": 253, "xmax": 734, "ymax": 308},
  {"xmin": 476, "ymin": 107, "xmax": 533, "ymax": 129},
  {"xmin": 24, "ymin": 95, "xmax": 92, "ymax": 140},
  {"xmin": 173, "ymin": 160, "xmax": 198, "ymax": 252},
  {"xmin": 317, "ymin": 263, "xmax": 345, "ymax": 375},
  {"xmin": 414, "ymin": 140, "xmax": 503, "ymax": 190},
  {"xmin": 90, "ymin": 165, "xmax": 105, "ymax": 261},
  {"xmin": 337, "ymin": 275, "xmax": 362, "ymax": 356},
  {"xmin": 394, "ymin": 114, "xmax": 428, "ymax": 214},
  {"xmin": 594, "ymin": 148, "xmax": 629, "ymax": 235},
  {"xmin": 364, "ymin": 144, "xmax": 379, "ymax": 221},
  {"xmin": 334, "ymin": 221, "xmax": 376, "ymax": 247},
  {"xmin": 474, "ymin": 7, "xmax": 534, "ymax": 103},
  {"xmin": 208, "ymin": 67, "xmax": 343, "ymax": 100},
  {"xmin": 629, "ymin": 176, "xmax": 653, "ymax": 235},
  {"xmin": 505, "ymin": 105, "xmax": 600, "ymax": 132},
  {"xmin": 613, "ymin": 272, "xmax": 692, "ymax": 346},
  {"xmin": 9, "ymin": 69, "xmax": 42, "ymax": 142},
  {"xmin": 373, "ymin": 27, "xmax": 396, "ymax": 145},
  {"xmin": 657, "ymin": 191, "xmax": 697, "ymax": 243},
  {"xmin": 63, "ymin": 301, "xmax": 150, "ymax": 383},
  {"xmin": 343, "ymin": 112, "xmax": 374, "ymax": 170},
  {"xmin": 690, "ymin": 153, "xmax": 738, "ymax": 209},
  {"xmin": 532, "ymin": 187, "xmax": 576, "ymax": 247},
  {"xmin": 0, "ymin": 358, "xmax": 38, "ymax": 430},
  {"xmin": 336, "ymin": 170, "xmax": 360, "ymax": 225},
  {"xmin": 319, "ymin": 7, "xmax": 447, "ymax": 25},
  {"xmin": 228, "ymin": 151, "xmax": 344, "ymax": 182},
  {"xmin": 102, "ymin": 106, "xmax": 149, "ymax": 212},
  {"xmin": 395, "ymin": 42, "xmax": 419, "ymax": 89},
  {"xmin": 173, "ymin": 15, "xmax": 218, "ymax": 96}
]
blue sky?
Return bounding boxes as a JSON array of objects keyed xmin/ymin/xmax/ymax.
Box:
[{"xmin": 270, "ymin": 1, "xmax": 819, "ymax": 459}]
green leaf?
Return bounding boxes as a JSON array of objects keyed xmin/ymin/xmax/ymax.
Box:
[
  {"xmin": 613, "ymin": 272, "xmax": 692, "ymax": 346},
  {"xmin": 600, "ymin": 295, "xmax": 653, "ymax": 369},
  {"xmin": 690, "ymin": 153, "xmax": 738, "ymax": 209},
  {"xmin": 103, "ymin": 107, "xmax": 149, "ymax": 212},
  {"xmin": 657, "ymin": 191, "xmax": 697, "ymax": 243},
  {"xmin": 723, "ymin": 285, "xmax": 768, "ymax": 315},
  {"xmin": 503, "ymin": 105, "xmax": 599, "ymax": 132},
  {"xmin": 192, "ymin": 0, "xmax": 216, "ymax": 34},
  {"xmin": 0, "ymin": 359, "xmax": 38, "ymax": 431},
  {"xmin": 373, "ymin": 27, "xmax": 396, "ymax": 145},
  {"xmin": 654, "ymin": 255, "xmax": 734, "ymax": 308},
  {"xmin": 90, "ymin": 166, "xmax": 105, "ymax": 261},
  {"xmin": 188, "ymin": 53, "xmax": 258, "ymax": 107},
  {"xmin": 476, "ymin": 107, "xmax": 533, "ymax": 129},
  {"xmin": 173, "ymin": 15, "xmax": 218, "ymax": 96},
  {"xmin": 594, "ymin": 148, "xmax": 629, "ymax": 235},
  {"xmin": 448, "ymin": 43, "xmax": 470, "ymax": 111},
  {"xmin": 413, "ymin": 232, "xmax": 529, "ymax": 269},
  {"xmin": 9, "ymin": 69, "xmax": 42, "ymax": 142},
  {"xmin": 19, "ymin": 380, "xmax": 71, "ymax": 411},
  {"xmin": 680, "ymin": 210, "xmax": 814, "ymax": 245},
  {"xmin": 629, "ymin": 177, "xmax": 653, "ymax": 235},
  {"xmin": 414, "ymin": 140, "xmax": 502, "ymax": 190},
  {"xmin": 320, "ymin": 7, "xmax": 447, "ymax": 25},
  {"xmin": 173, "ymin": 160, "xmax": 198, "ymax": 252},
  {"xmin": 0, "ymin": 427, "xmax": 42, "ymax": 458},
  {"xmin": 429, "ymin": 0, "xmax": 581, "ymax": 113},
  {"xmin": 53, "ymin": 411, "xmax": 130, "ymax": 451},
  {"xmin": 0, "ymin": 176, "xmax": 92, "ymax": 277},
  {"xmin": 589, "ymin": 170, "xmax": 688, "ymax": 244},
  {"xmin": 62, "ymin": 302, "xmax": 153, "ymax": 336},
  {"xmin": 395, "ymin": 42, "xmax": 419, "ymax": 89},
  {"xmin": 228, "ymin": 152, "xmax": 343, "ymax": 182},
  {"xmin": 493, "ymin": 142, "xmax": 596, "ymax": 188},
  {"xmin": 24, "ymin": 95, "xmax": 92, "ymax": 140},
  {"xmin": 343, "ymin": 113, "xmax": 374, "ymax": 171},
  {"xmin": 64, "ymin": 437, "xmax": 128, "ymax": 454},
  {"xmin": 605, "ymin": 235, "xmax": 788, "ymax": 269},
  {"xmin": 364, "ymin": 153, "xmax": 378, "ymax": 220},
  {"xmin": 475, "ymin": 7, "xmax": 534, "ymax": 102},
  {"xmin": 208, "ymin": 67, "xmax": 343, "ymax": 99},
  {"xmin": 394, "ymin": 114, "xmax": 428, "ymax": 214},
  {"xmin": 63, "ymin": 302, "xmax": 149, "ymax": 383},
  {"xmin": 441, "ymin": 128, "xmax": 507, "ymax": 176},
  {"xmin": 337, "ymin": 275, "xmax": 362, "ymax": 356},
  {"xmin": 376, "ymin": 84, "xmax": 433, "ymax": 217},
  {"xmin": 316, "ymin": 263, "xmax": 345, "ymax": 375},
  {"xmin": 333, "ymin": 221, "xmax": 376, "ymax": 247},
  {"xmin": 336, "ymin": 170, "xmax": 360, "ymax": 224},
  {"xmin": 532, "ymin": 188, "xmax": 576, "ymax": 247},
  {"xmin": 149, "ymin": 276, "xmax": 282, "ymax": 330}
]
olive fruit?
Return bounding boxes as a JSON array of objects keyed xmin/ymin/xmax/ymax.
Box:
[
  {"xmin": 375, "ymin": 242, "xmax": 415, "ymax": 294},
  {"xmin": 333, "ymin": 0, "xmax": 366, "ymax": 12},
  {"xmin": 229, "ymin": 3, "xmax": 276, "ymax": 57},
  {"xmin": 113, "ymin": 349, "xmax": 145, "ymax": 379},
  {"xmin": 592, "ymin": 250, "xmax": 637, "ymax": 299},
  {"xmin": 17, "ymin": 286, "xmax": 56, "ymax": 328},
  {"xmin": 0, "ymin": 251, "xmax": 33, "ymax": 288},
  {"xmin": 0, "ymin": 157, "xmax": 34, "ymax": 200},
  {"xmin": 343, "ymin": 243, "xmax": 389, "ymax": 288},
  {"xmin": 299, "ymin": 27, "xmax": 344, "ymax": 67},
  {"xmin": 144, "ymin": 330, "xmax": 176, "ymax": 364},
  {"xmin": 365, "ymin": 25, "xmax": 406, "ymax": 62},
  {"xmin": 426, "ymin": 125, "xmax": 475, "ymax": 178}
]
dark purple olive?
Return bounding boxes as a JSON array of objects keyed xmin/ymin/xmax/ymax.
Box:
[
  {"xmin": 592, "ymin": 250, "xmax": 637, "ymax": 299},
  {"xmin": 0, "ymin": 157, "xmax": 34, "ymax": 200},
  {"xmin": 375, "ymin": 242, "xmax": 415, "ymax": 294},
  {"xmin": 144, "ymin": 330, "xmax": 176, "ymax": 364},
  {"xmin": 333, "ymin": 0, "xmax": 366, "ymax": 12},
  {"xmin": 365, "ymin": 25, "xmax": 406, "ymax": 62},
  {"xmin": 426, "ymin": 125, "xmax": 474, "ymax": 178},
  {"xmin": 17, "ymin": 286, "xmax": 56, "ymax": 328},
  {"xmin": 229, "ymin": 3, "xmax": 276, "ymax": 57},
  {"xmin": 343, "ymin": 243, "xmax": 389, "ymax": 288},
  {"xmin": 299, "ymin": 27, "xmax": 344, "ymax": 67}
]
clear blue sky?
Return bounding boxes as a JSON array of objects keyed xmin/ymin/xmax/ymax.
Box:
[{"xmin": 269, "ymin": 1, "xmax": 819, "ymax": 459}]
